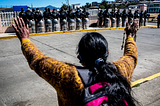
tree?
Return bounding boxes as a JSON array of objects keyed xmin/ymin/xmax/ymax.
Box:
[
  {"xmin": 101, "ymin": 0, "xmax": 107, "ymax": 8},
  {"xmin": 100, "ymin": 0, "xmax": 113, "ymax": 9},
  {"xmin": 99, "ymin": 5, "xmax": 105, "ymax": 9},
  {"xmin": 85, "ymin": 2, "xmax": 91, "ymax": 8},
  {"xmin": 61, "ymin": 3, "xmax": 69, "ymax": 10},
  {"xmin": 81, "ymin": 6, "xmax": 85, "ymax": 9},
  {"xmin": 116, "ymin": 4, "xmax": 126, "ymax": 9}
]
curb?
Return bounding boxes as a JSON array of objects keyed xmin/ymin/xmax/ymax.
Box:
[{"xmin": 0, "ymin": 26, "xmax": 157, "ymax": 40}]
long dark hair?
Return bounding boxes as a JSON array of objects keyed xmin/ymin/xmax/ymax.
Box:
[{"xmin": 77, "ymin": 32, "xmax": 137, "ymax": 106}]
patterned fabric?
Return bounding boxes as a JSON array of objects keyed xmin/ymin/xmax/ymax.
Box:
[
  {"xmin": 21, "ymin": 36, "xmax": 138, "ymax": 106},
  {"xmin": 113, "ymin": 37, "xmax": 138, "ymax": 82}
]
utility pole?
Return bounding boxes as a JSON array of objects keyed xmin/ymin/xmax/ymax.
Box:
[
  {"xmin": 65, "ymin": 0, "xmax": 69, "ymax": 10},
  {"xmin": 66, "ymin": 0, "xmax": 69, "ymax": 6}
]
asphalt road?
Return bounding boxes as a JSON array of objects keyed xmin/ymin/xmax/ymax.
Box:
[{"xmin": 0, "ymin": 27, "xmax": 160, "ymax": 106}]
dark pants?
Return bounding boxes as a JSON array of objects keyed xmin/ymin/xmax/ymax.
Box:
[
  {"xmin": 99, "ymin": 18, "xmax": 102, "ymax": 27},
  {"xmin": 82, "ymin": 18, "xmax": 85, "ymax": 29},
  {"xmin": 144, "ymin": 18, "xmax": 146, "ymax": 26},
  {"xmin": 60, "ymin": 19, "xmax": 63, "ymax": 31},
  {"xmin": 158, "ymin": 21, "xmax": 160, "ymax": 28},
  {"xmin": 35, "ymin": 20, "xmax": 40, "ymax": 33},
  {"xmin": 128, "ymin": 18, "xmax": 132, "ymax": 25},
  {"xmin": 117, "ymin": 18, "xmax": 120, "ymax": 27},
  {"xmin": 44, "ymin": 19, "xmax": 47, "ymax": 32},
  {"xmin": 139, "ymin": 19, "xmax": 142, "ymax": 26},
  {"xmin": 122, "ymin": 18, "xmax": 126, "ymax": 27}
]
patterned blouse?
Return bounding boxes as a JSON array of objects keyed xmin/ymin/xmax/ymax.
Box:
[{"xmin": 21, "ymin": 36, "xmax": 138, "ymax": 106}]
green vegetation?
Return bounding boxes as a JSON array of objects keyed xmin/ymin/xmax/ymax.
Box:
[
  {"xmin": 116, "ymin": 4, "xmax": 126, "ymax": 9},
  {"xmin": 61, "ymin": 3, "xmax": 69, "ymax": 10},
  {"xmin": 60, "ymin": 0, "xmax": 139, "ymax": 10},
  {"xmin": 99, "ymin": 0, "xmax": 113, "ymax": 9}
]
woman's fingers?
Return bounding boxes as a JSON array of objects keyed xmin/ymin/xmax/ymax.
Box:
[
  {"xmin": 12, "ymin": 24, "xmax": 17, "ymax": 31},
  {"xmin": 26, "ymin": 24, "xmax": 29, "ymax": 31},
  {"xmin": 21, "ymin": 18, "xmax": 25, "ymax": 28},
  {"xmin": 14, "ymin": 18, "xmax": 19, "ymax": 29},
  {"xmin": 17, "ymin": 17, "xmax": 23, "ymax": 28}
]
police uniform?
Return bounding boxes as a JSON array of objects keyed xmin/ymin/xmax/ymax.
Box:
[
  {"xmin": 128, "ymin": 10, "xmax": 133, "ymax": 25},
  {"xmin": 134, "ymin": 10, "xmax": 139, "ymax": 19},
  {"xmin": 139, "ymin": 11, "xmax": 144, "ymax": 26},
  {"xmin": 103, "ymin": 9, "xmax": 110, "ymax": 27},
  {"xmin": 25, "ymin": 9, "xmax": 34, "ymax": 25},
  {"xmin": 51, "ymin": 10, "xmax": 59, "ymax": 31},
  {"xmin": 98, "ymin": 10, "xmax": 103, "ymax": 27},
  {"xmin": 43, "ymin": 9, "xmax": 52, "ymax": 32},
  {"xmin": 34, "ymin": 10, "xmax": 43, "ymax": 33},
  {"xmin": 19, "ymin": 10, "xmax": 26, "ymax": 22},
  {"xmin": 75, "ymin": 9, "xmax": 82, "ymax": 30},
  {"xmin": 67, "ymin": 10, "xmax": 75, "ymax": 30},
  {"xmin": 110, "ymin": 10, "xmax": 116, "ymax": 27},
  {"xmin": 144, "ymin": 11, "xmax": 149, "ymax": 26},
  {"xmin": 116, "ymin": 10, "xmax": 121, "ymax": 27},
  {"xmin": 121, "ymin": 10, "xmax": 127, "ymax": 27},
  {"xmin": 82, "ymin": 10, "xmax": 89, "ymax": 29},
  {"xmin": 59, "ymin": 10, "xmax": 67, "ymax": 31}
]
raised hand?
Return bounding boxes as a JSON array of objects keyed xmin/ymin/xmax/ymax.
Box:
[
  {"xmin": 12, "ymin": 16, "xmax": 29, "ymax": 43},
  {"xmin": 125, "ymin": 19, "xmax": 139, "ymax": 37}
]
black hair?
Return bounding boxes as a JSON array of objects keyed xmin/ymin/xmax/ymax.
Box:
[{"xmin": 77, "ymin": 32, "xmax": 138, "ymax": 106}]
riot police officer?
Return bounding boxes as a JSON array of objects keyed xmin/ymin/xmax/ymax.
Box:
[
  {"xmin": 51, "ymin": 9, "xmax": 59, "ymax": 31},
  {"xmin": 110, "ymin": 9, "xmax": 116, "ymax": 19},
  {"xmin": 139, "ymin": 11, "xmax": 144, "ymax": 26},
  {"xmin": 157, "ymin": 10, "xmax": 160, "ymax": 28},
  {"xmin": 121, "ymin": 9, "xmax": 127, "ymax": 27},
  {"xmin": 98, "ymin": 10, "xmax": 103, "ymax": 27},
  {"xmin": 32, "ymin": 9, "xmax": 36, "ymax": 15},
  {"xmin": 59, "ymin": 8, "xmax": 67, "ymax": 31},
  {"xmin": 25, "ymin": 7, "xmax": 35, "ymax": 33},
  {"xmin": 67, "ymin": 8, "xmax": 76, "ymax": 30},
  {"xmin": 103, "ymin": 8, "xmax": 110, "ymax": 27},
  {"xmin": 81, "ymin": 8, "xmax": 90, "ymax": 29},
  {"xmin": 43, "ymin": 8, "xmax": 49, "ymax": 20},
  {"xmin": 25, "ymin": 7, "xmax": 34, "ymax": 26},
  {"xmin": 43, "ymin": 8, "xmax": 52, "ymax": 32},
  {"xmin": 75, "ymin": 8, "xmax": 82, "ymax": 30},
  {"xmin": 52, "ymin": 9, "xmax": 59, "ymax": 19},
  {"xmin": 134, "ymin": 10, "xmax": 139, "ymax": 19},
  {"xmin": 144, "ymin": 10, "xmax": 149, "ymax": 26},
  {"xmin": 116, "ymin": 9, "xmax": 121, "ymax": 27},
  {"xmin": 34, "ymin": 8, "xmax": 43, "ymax": 33},
  {"xmin": 128, "ymin": 10, "xmax": 133, "ymax": 26},
  {"xmin": 110, "ymin": 9, "xmax": 116, "ymax": 27},
  {"xmin": 19, "ymin": 8, "xmax": 26, "ymax": 22}
]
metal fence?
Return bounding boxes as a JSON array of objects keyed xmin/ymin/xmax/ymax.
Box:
[{"xmin": 0, "ymin": 12, "xmax": 19, "ymax": 27}]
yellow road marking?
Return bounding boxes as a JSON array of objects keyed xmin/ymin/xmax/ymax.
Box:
[
  {"xmin": 131, "ymin": 72, "xmax": 160, "ymax": 87},
  {"xmin": 0, "ymin": 26, "xmax": 157, "ymax": 40}
]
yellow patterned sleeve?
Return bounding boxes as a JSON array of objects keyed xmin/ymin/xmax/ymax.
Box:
[
  {"xmin": 113, "ymin": 37, "xmax": 138, "ymax": 82},
  {"xmin": 21, "ymin": 39, "xmax": 83, "ymax": 93}
]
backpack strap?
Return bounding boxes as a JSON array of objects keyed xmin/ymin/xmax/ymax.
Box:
[{"xmin": 76, "ymin": 66, "xmax": 96, "ymax": 87}]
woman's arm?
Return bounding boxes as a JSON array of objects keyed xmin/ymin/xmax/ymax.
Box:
[
  {"xmin": 12, "ymin": 17, "xmax": 83, "ymax": 90},
  {"xmin": 113, "ymin": 21, "xmax": 138, "ymax": 82},
  {"xmin": 113, "ymin": 36, "xmax": 138, "ymax": 82},
  {"xmin": 21, "ymin": 39, "xmax": 83, "ymax": 90}
]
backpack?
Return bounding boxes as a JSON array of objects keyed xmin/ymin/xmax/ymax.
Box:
[{"xmin": 76, "ymin": 65, "xmax": 128, "ymax": 106}]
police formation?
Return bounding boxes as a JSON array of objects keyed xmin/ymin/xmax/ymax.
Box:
[
  {"xmin": 98, "ymin": 8, "xmax": 150, "ymax": 28},
  {"xmin": 19, "ymin": 7, "xmax": 90, "ymax": 33}
]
